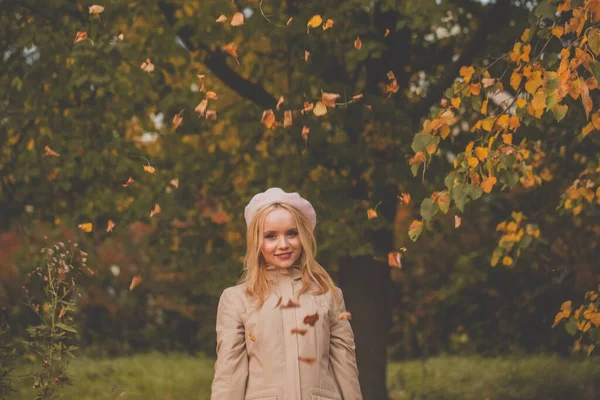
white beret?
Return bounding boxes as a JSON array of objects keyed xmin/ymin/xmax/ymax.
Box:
[{"xmin": 244, "ymin": 187, "xmax": 316, "ymax": 231}]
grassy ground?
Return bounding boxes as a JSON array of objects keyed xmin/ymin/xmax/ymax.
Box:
[{"xmin": 8, "ymin": 353, "xmax": 600, "ymax": 399}]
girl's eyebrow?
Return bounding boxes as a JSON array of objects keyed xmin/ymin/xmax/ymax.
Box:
[{"xmin": 264, "ymin": 228, "xmax": 298, "ymax": 234}]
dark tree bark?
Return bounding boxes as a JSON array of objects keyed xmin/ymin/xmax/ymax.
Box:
[{"xmin": 338, "ymin": 256, "xmax": 391, "ymax": 400}]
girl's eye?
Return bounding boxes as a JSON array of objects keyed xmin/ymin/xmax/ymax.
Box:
[
  {"xmin": 265, "ymin": 234, "xmax": 276, "ymax": 239},
  {"xmin": 287, "ymin": 231, "xmax": 298, "ymax": 236}
]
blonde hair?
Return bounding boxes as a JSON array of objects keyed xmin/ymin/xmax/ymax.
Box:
[{"xmin": 239, "ymin": 202, "xmax": 339, "ymax": 308}]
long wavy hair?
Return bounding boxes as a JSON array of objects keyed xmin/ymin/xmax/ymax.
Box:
[{"xmin": 239, "ymin": 202, "xmax": 339, "ymax": 308}]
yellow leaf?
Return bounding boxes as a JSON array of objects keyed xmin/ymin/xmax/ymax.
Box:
[
  {"xmin": 231, "ymin": 12, "xmax": 244, "ymax": 26},
  {"xmin": 531, "ymin": 90, "xmax": 546, "ymax": 113},
  {"xmin": 78, "ymin": 223, "xmax": 93, "ymax": 232},
  {"xmin": 307, "ymin": 15, "xmax": 323, "ymax": 30},
  {"xmin": 459, "ymin": 66, "xmax": 475, "ymax": 83},
  {"xmin": 481, "ymin": 176, "xmax": 497, "ymax": 193},
  {"xmin": 588, "ymin": 344, "xmax": 595, "ymax": 356},
  {"xmin": 521, "ymin": 29, "xmax": 530, "ymax": 42},
  {"xmin": 552, "ymin": 25, "xmax": 564, "ymax": 38},
  {"xmin": 510, "ymin": 72, "xmax": 522, "ymax": 91},
  {"xmin": 580, "ymin": 79, "xmax": 593, "ymax": 119},
  {"xmin": 502, "ymin": 256, "xmax": 513, "ymax": 266},
  {"xmin": 582, "ymin": 122, "xmax": 594, "ymax": 137},
  {"xmin": 525, "ymin": 71, "xmax": 543, "ymax": 94},
  {"xmin": 467, "ymin": 156, "xmax": 479, "ymax": 168},
  {"xmin": 481, "ymin": 99, "xmax": 488, "ymax": 114},
  {"xmin": 313, "ymin": 101, "xmax": 327, "ymax": 116},
  {"xmin": 27, "ymin": 139, "xmax": 35, "ymax": 151},
  {"xmin": 466, "ymin": 141, "xmax": 475, "ymax": 153},
  {"xmin": 475, "ymin": 147, "xmax": 489, "ymax": 162},
  {"xmin": 482, "ymin": 118, "xmax": 494, "ymax": 132},
  {"xmin": 497, "ymin": 114, "xmax": 509, "ymax": 129},
  {"xmin": 367, "ymin": 208, "xmax": 378, "ymax": 219},
  {"xmin": 502, "ymin": 133, "xmax": 513, "ymax": 144},
  {"xmin": 451, "ymin": 97, "xmax": 461, "ymax": 109},
  {"xmin": 516, "ymin": 98, "xmax": 527, "ymax": 108},
  {"xmin": 469, "ymin": 82, "xmax": 481, "ymax": 96},
  {"xmin": 509, "ymin": 115, "xmax": 520, "ymax": 130},
  {"xmin": 143, "ymin": 165, "xmax": 155, "ymax": 174},
  {"xmin": 440, "ymin": 124, "xmax": 450, "ymax": 139},
  {"xmin": 261, "ymin": 109, "xmax": 277, "ymax": 129},
  {"xmin": 521, "ymin": 44, "xmax": 531, "ymax": 62},
  {"xmin": 323, "ymin": 19, "xmax": 334, "ymax": 30}
]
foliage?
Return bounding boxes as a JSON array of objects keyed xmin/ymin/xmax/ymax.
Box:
[
  {"xmin": 0, "ymin": 322, "xmax": 17, "ymax": 400},
  {"xmin": 411, "ymin": 0, "xmax": 600, "ymax": 352},
  {"xmin": 22, "ymin": 241, "xmax": 87, "ymax": 399}
]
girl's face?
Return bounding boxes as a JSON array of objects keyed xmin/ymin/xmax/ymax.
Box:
[{"xmin": 261, "ymin": 208, "xmax": 302, "ymax": 269}]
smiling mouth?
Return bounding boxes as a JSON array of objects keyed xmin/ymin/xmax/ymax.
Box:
[{"xmin": 275, "ymin": 252, "xmax": 292, "ymax": 257}]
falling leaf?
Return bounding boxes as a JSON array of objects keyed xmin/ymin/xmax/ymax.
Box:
[
  {"xmin": 216, "ymin": 14, "xmax": 227, "ymax": 23},
  {"xmin": 172, "ymin": 111, "xmax": 183, "ymax": 130},
  {"xmin": 298, "ymin": 356, "xmax": 316, "ymax": 365},
  {"xmin": 454, "ymin": 215, "xmax": 462, "ymax": 228},
  {"xmin": 73, "ymin": 31, "xmax": 88, "ymax": 44},
  {"xmin": 323, "ymin": 19, "xmax": 334, "ymax": 30},
  {"xmin": 122, "ymin": 177, "xmax": 135, "ymax": 187},
  {"xmin": 248, "ymin": 333, "xmax": 257, "ymax": 342},
  {"xmin": 291, "ymin": 328, "xmax": 307, "ymax": 335},
  {"xmin": 313, "ymin": 101, "xmax": 327, "ymax": 116},
  {"xmin": 44, "ymin": 146, "xmax": 60, "ymax": 157},
  {"xmin": 117, "ymin": 32, "xmax": 124, "ymax": 40},
  {"xmin": 88, "ymin": 5, "xmax": 104, "ymax": 14},
  {"xmin": 354, "ymin": 34, "xmax": 362, "ymax": 50},
  {"xmin": 129, "ymin": 275, "xmax": 142, "ymax": 291},
  {"xmin": 384, "ymin": 28, "xmax": 390, "ymax": 38},
  {"xmin": 388, "ymin": 252, "xmax": 402, "ymax": 268},
  {"xmin": 78, "ymin": 223, "xmax": 93, "ymax": 232},
  {"xmin": 367, "ymin": 208, "xmax": 378, "ymax": 219},
  {"xmin": 307, "ymin": 15, "xmax": 323, "ymax": 32},
  {"xmin": 276, "ymin": 96, "xmax": 284, "ymax": 111},
  {"xmin": 205, "ymin": 110, "xmax": 217, "ymax": 120},
  {"xmin": 170, "ymin": 178, "xmax": 179, "ymax": 188},
  {"xmin": 106, "ymin": 220, "xmax": 116, "ymax": 232},
  {"xmin": 222, "ymin": 42, "xmax": 239, "ymax": 65},
  {"xmin": 280, "ymin": 299, "xmax": 301, "ymax": 308},
  {"xmin": 338, "ymin": 311, "xmax": 352, "ymax": 320},
  {"xmin": 150, "ymin": 203, "xmax": 161, "ymax": 218},
  {"xmin": 206, "ymin": 91, "xmax": 218, "ymax": 100},
  {"xmin": 143, "ymin": 165, "xmax": 155, "ymax": 174},
  {"xmin": 140, "ymin": 58, "xmax": 154, "ymax": 72},
  {"xmin": 231, "ymin": 12, "xmax": 244, "ymax": 26},
  {"xmin": 303, "ymin": 312, "xmax": 319, "ymax": 326},
  {"xmin": 304, "ymin": 50, "xmax": 310, "ymax": 62},
  {"xmin": 287, "ymin": 17, "xmax": 293, "ymax": 25},
  {"xmin": 261, "ymin": 109, "xmax": 276, "ymax": 129},
  {"xmin": 195, "ymin": 99, "xmax": 208, "ymax": 116},
  {"xmin": 283, "ymin": 110, "xmax": 293, "ymax": 127}
]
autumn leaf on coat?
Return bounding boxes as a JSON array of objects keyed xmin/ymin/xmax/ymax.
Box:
[
  {"xmin": 78, "ymin": 223, "xmax": 93, "ymax": 232},
  {"xmin": 303, "ymin": 312, "xmax": 319, "ymax": 326},
  {"xmin": 291, "ymin": 328, "xmax": 307, "ymax": 335},
  {"xmin": 231, "ymin": 12, "xmax": 244, "ymax": 26},
  {"xmin": 338, "ymin": 311, "xmax": 352, "ymax": 320},
  {"xmin": 150, "ymin": 203, "xmax": 161, "ymax": 218},
  {"xmin": 106, "ymin": 220, "xmax": 116, "ymax": 232},
  {"xmin": 44, "ymin": 146, "xmax": 60, "ymax": 157},
  {"xmin": 73, "ymin": 31, "xmax": 88, "ymax": 44},
  {"xmin": 280, "ymin": 299, "xmax": 300, "ymax": 308},
  {"xmin": 88, "ymin": 5, "xmax": 104, "ymax": 14},
  {"xmin": 298, "ymin": 356, "xmax": 316, "ymax": 365},
  {"xmin": 222, "ymin": 42, "xmax": 239, "ymax": 65},
  {"xmin": 140, "ymin": 58, "xmax": 154, "ymax": 72},
  {"xmin": 129, "ymin": 275, "xmax": 142, "ymax": 291}
]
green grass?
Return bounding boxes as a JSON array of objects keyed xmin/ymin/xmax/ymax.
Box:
[{"xmin": 8, "ymin": 353, "xmax": 600, "ymax": 399}]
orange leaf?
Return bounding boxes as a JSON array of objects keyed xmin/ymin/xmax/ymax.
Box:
[
  {"xmin": 283, "ymin": 110, "xmax": 293, "ymax": 127},
  {"xmin": 150, "ymin": 203, "xmax": 161, "ymax": 218},
  {"xmin": 510, "ymin": 72, "xmax": 522, "ymax": 91},
  {"xmin": 231, "ymin": 12, "xmax": 244, "ymax": 26},
  {"xmin": 140, "ymin": 58, "xmax": 154, "ymax": 72},
  {"xmin": 73, "ymin": 31, "xmax": 88, "ymax": 44},
  {"xmin": 322, "ymin": 92, "xmax": 340, "ymax": 107},
  {"xmin": 78, "ymin": 222, "xmax": 93, "ymax": 233},
  {"xmin": 216, "ymin": 14, "xmax": 227, "ymax": 23},
  {"xmin": 459, "ymin": 66, "xmax": 475, "ymax": 83},
  {"xmin": 475, "ymin": 146, "xmax": 489, "ymax": 162},
  {"xmin": 172, "ymin": 112, "xmax": 183, "ymax": 130},
  {"xmin": 398, "ymin": 193, "xmax": 411, "ymax": 205},
  {"xmin": 129, "ymin": 275, "xmax": 143, "ymax": 291},
  {"xmin": 525, "ymin": 71, "xmax": 543, "ymax": 94},
  {"xmin": 323, "ymin": 19, "xmax": 334, "ymax": 30},
  {"xmin": 44, "ymin": 146, "xmax": 60, "ymax": 157},
  {"xmin": 222, "ymin": 42, "xmax": 239, "ymax": 65},
  {"xmin": 582, "ymin": 122, "xmax": 594, "ymax": 137},
  {"xmin": 303, "ymin": 312, "xmax": 319, "ymax": 326},
  {"xmin": 367, "ymin": 208, "xmax": 378, "ymax": 219},
  {"xmin": 481, "ymin": 176, "xmax": 497, "ymax": 193},
  {"xmin": 384, "ymin": 29, "xmax": 390, "ymax": 38},
  {"xmin": 122, "ymin": 177, "xmax": 135, "ymax": 187},
  {"xmin": 552, "ymin": 25, "xmax": 564, "ymax": 38},
  {"xmin": 194, "ymin": 99, "xmax": 208, "ymax": 116},
  {"xmin": 261, "ymin": 109, "xmax": 276, "ymax": 129},
  {"xmin": 469, "ymin": 82, "xmax": 481, "ymax": 96},
  {"xmin": 298, "ymin": 356, "xmax": 316, "ymax": 365},
  {"xmin": 516, "ymin": 98, "xmax": 527, "ymax": 108},
  {"xmin": 521, "ymin": 44, "xmax": 531, "ymax": 62},
  {"xmin": 481, "ymin": 99, "xmax": 488, "ymax": 114},
  {"xmin": 580, "ymin": 80, "xmax": 593, "ymax": 119},
  {"xmin": 354, "ymin": 34, "xmax": 362, "ymax": 50},
  {"xmin": 338, "ymin": 311, "xmax": 352, "ymax": 320},
  {"xmin": 509, "ymin": 116, "xmax": 520, "ymax": 130},
  {"xmin": 388, "ymin": 252, "xmax": 402, "ymax": 268},
  {"xmin": 106, "ymin": 220, "xmax": 116, "ymax": 232},
  {"xmin": 502, "ymin": 133, "xmax": 513, "ymax": 144}
]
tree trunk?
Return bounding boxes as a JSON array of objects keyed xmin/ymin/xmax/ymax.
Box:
[{"xmin": 338, "ymin": 255, "xmax": 390, "ymax": 400}]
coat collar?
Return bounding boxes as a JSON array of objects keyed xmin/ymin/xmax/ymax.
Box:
[{"xmin": 264, "ymin": 264, "xmax": 302, "ymax": 282}]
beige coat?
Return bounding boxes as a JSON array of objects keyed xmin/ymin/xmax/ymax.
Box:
[{"xmin": 211, "ymin": 265, "xmax": 362, "ymax": 400}]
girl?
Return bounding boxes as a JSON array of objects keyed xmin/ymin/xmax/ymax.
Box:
[{"xmin": 211, "ymin": 188, "xmax": 362, "ymax": 399}]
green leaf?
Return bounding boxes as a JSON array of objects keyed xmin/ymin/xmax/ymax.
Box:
[
  {"xmin": 411, "ymin": 133, "xmax": 438, "ymax": 154},
  {"xmin": 534, "ymin": 2, "xmax": 557, "ymax": 19},
  {"xmin": 551, "ymin": 104, "xmax": 568, "ymax": 122},
  {"xmin": 444, "ymin": 172, "xmax": 456, "ymax": 190},
  {"xmin": 565, "ymin": 318, "xmax": 577, "ymax": 336},
  {"xmin": 506, "ymin": 170, "xmax": 520, "ymax": 188},
  {"xmin": 408, "ymin": 221, "xmax": 424, "ymax": 242},
  {"xmin": 465, "ymin": 184, "xmax": 483, "ymax": 200},
  {"xmin": 589, "ymin": 62, "xmax": 600, "ymax": 83},
  {"xmin": 470, "ymin": 96, "xmax": 482, "ymax": 112},
  {"xmin": 411, "ymin": 163, "xmax": 421, "ymax": 177},
  {"xmin": 588, "ymin": 28, "xmax": 600, "ymax": 55},
  {"xmin": 420, "ymin": 198, "xmax": 439, "ymax": 222},
  {"xmin": 55, "ymin": 323, "xmax": 78, "ymax": 334},
  {"xmin": 452, "ymin": 184, "xmax": 468, "ymax": 213}
]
